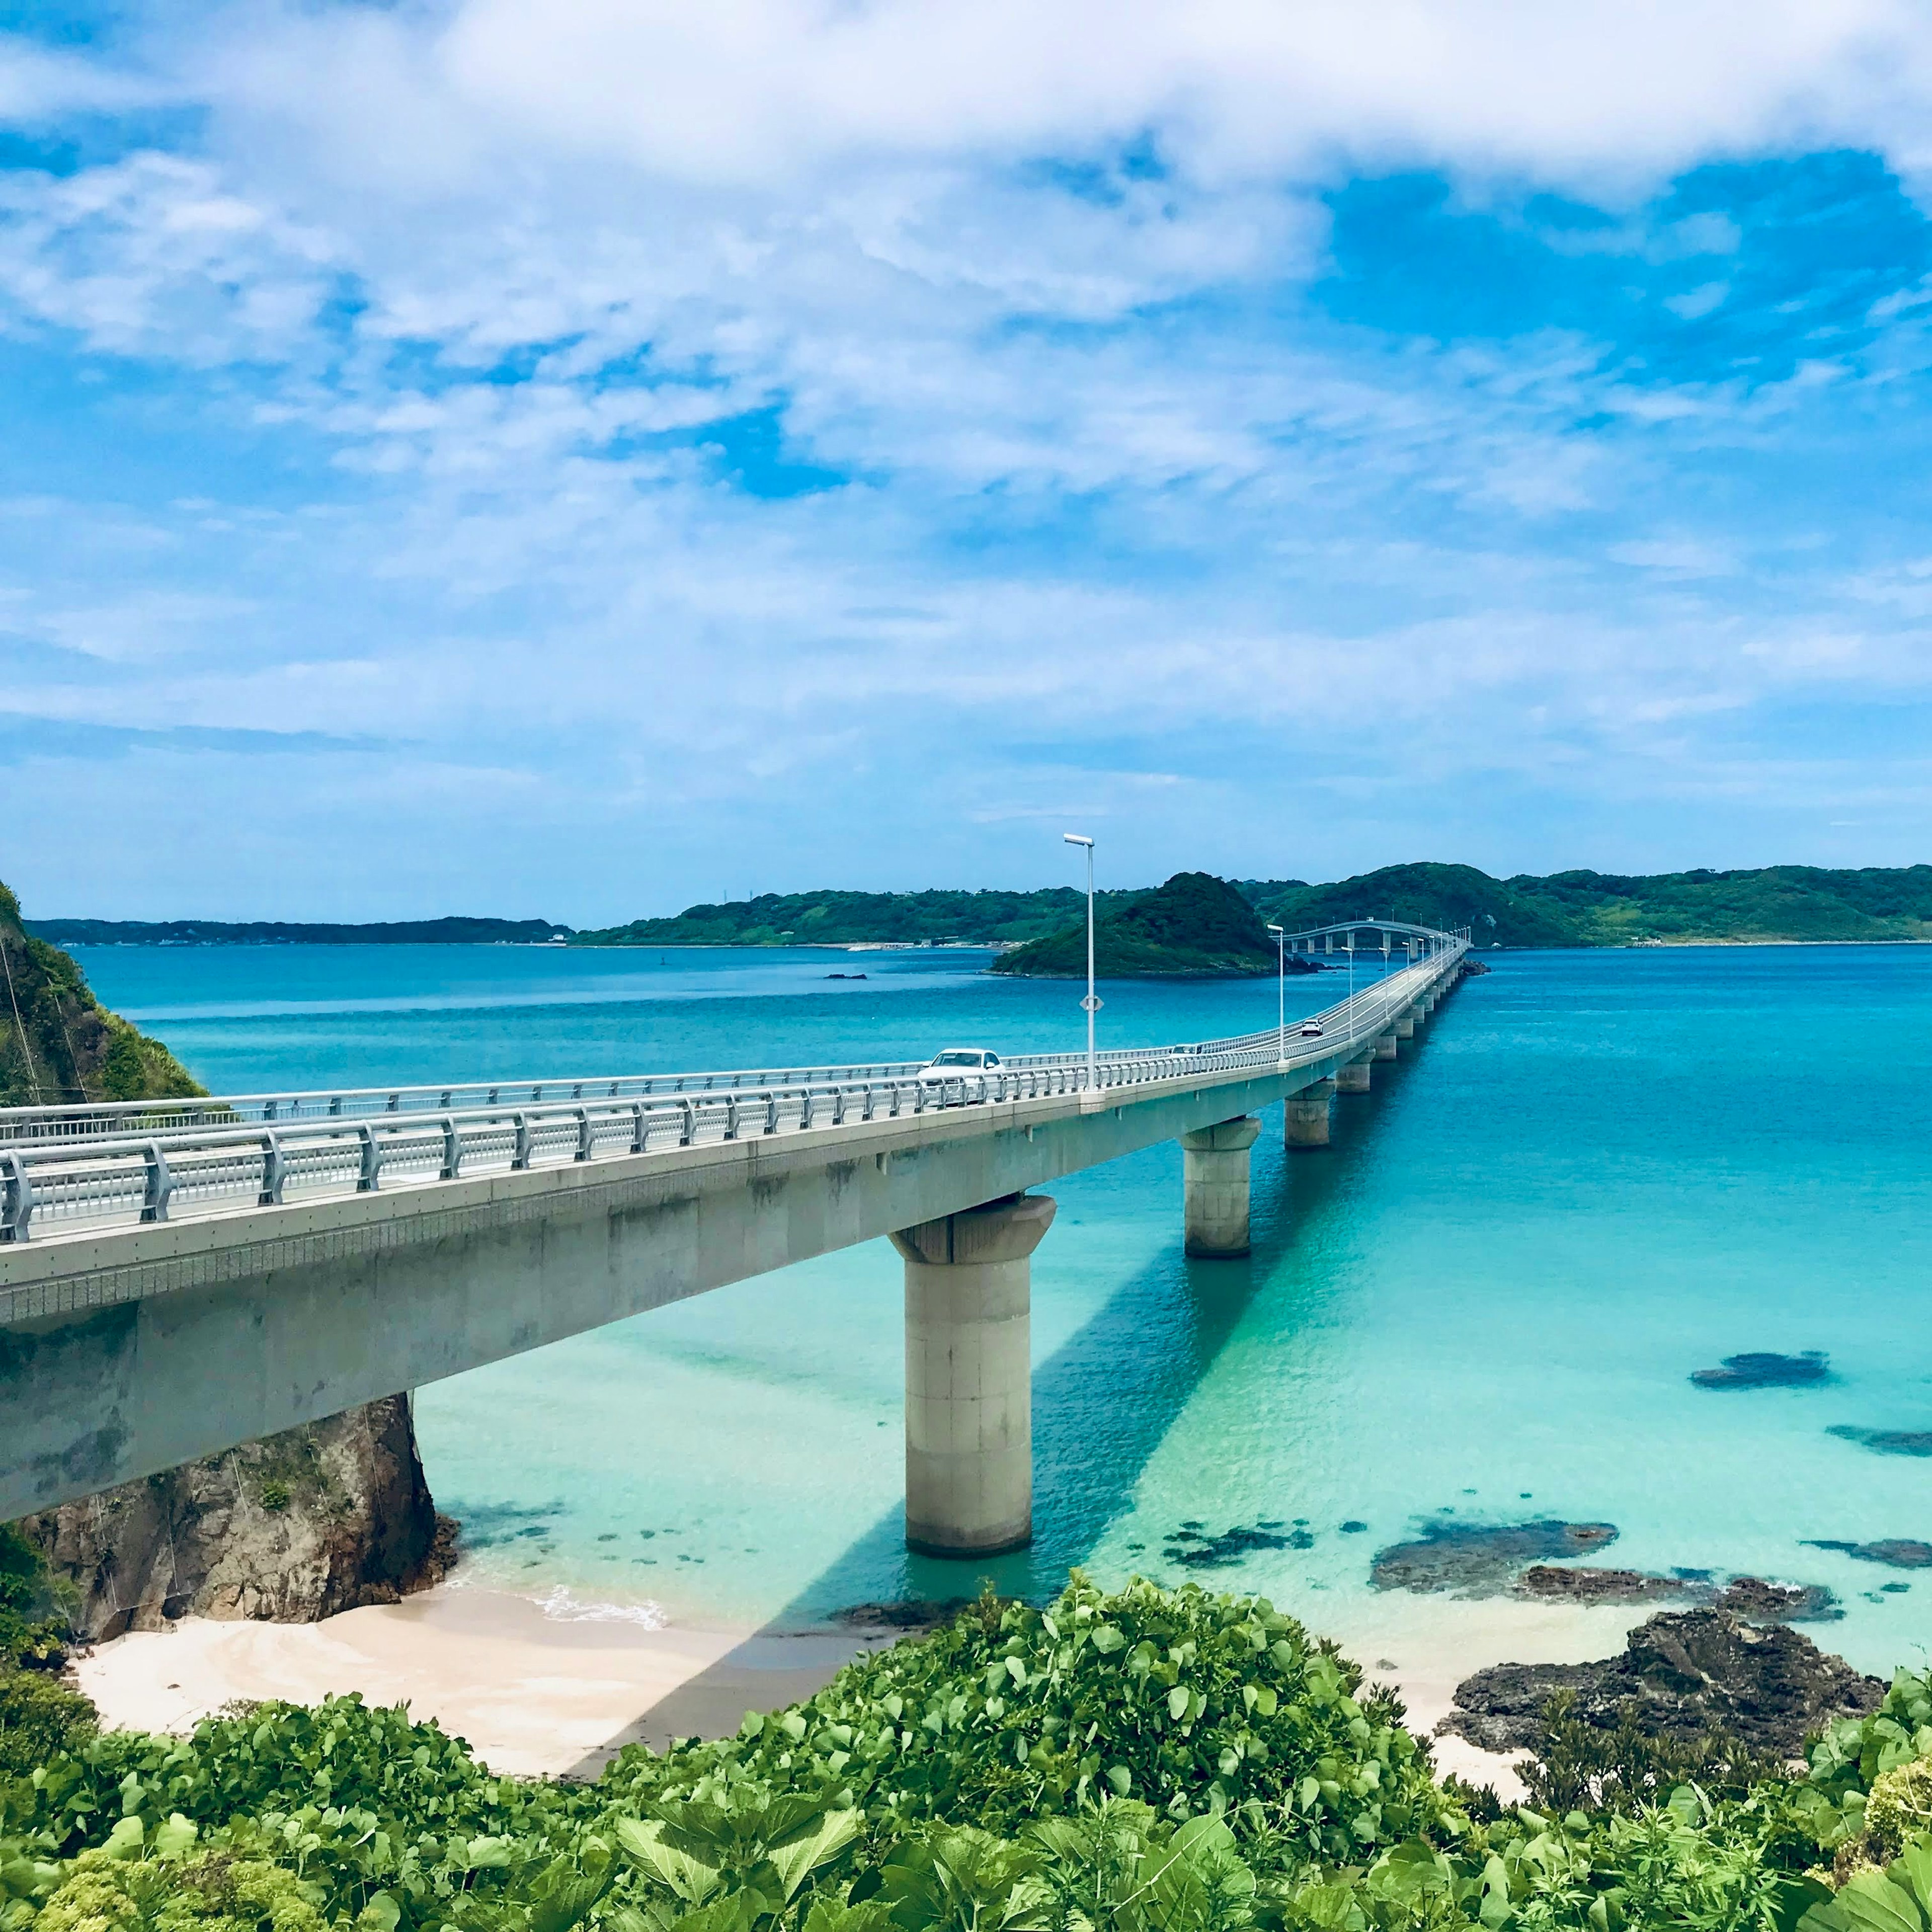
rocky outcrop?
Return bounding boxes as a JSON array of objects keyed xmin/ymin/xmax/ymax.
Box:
[
  {"xmin": 0, "ymin": 879, "xmax": 203, "ymax": 1107},
  {"xmin": 1440, "ymin": 1608, "xmax": 1883, "ymax": 1759},
  {"xmin": 24, "ymin": 1398, "xmax": 456, "ymax": 1640}
]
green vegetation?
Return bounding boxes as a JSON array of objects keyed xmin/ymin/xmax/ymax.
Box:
[
  {"xmin": 1251, "ymin": 866, "xmax": 1580, "ymax": 951},
  {"xmin": 1507, "ymin": 867, "xmax": 1932, "ymax": 946},
  {"xmin": 573, "ymin": 890, "xmax": 1140, "ymax": 951},
  {"xmin": 0, "ymin": 884, "xmax": 204, "ymax": 1108},
  {"xmin": 575, "ymin": 862, "xmax": 1932, "ymax": 957},
  {"xmin": 27, "ymin": 920, "xmax": 569, "ymax": 948},
  {"xmin": 991, "ymin": 874, "xmax": 1295, "ymax": 980},
  {"xmin": 33, "ymin": 863, "xmax": 1932, "ymax": 958},
  {"xmin": 0, "ymin": 1525, "xmax": 94, "ymax": 1781},
  {"xmin": 4, "ymin": 1571, "xmax": 1931, "ymax": 1931}
]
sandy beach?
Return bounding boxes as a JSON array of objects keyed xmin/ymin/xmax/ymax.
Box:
[{"xmin": 70, "ymin": 1581, "xmax": 1654, "ymax": 1800}]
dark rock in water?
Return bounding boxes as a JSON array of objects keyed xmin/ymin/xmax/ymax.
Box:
[
  {"xmin": 1691, "ymin": 1351, "xmax": 1828, "ymax": 1390},
  {"xmin": 1462, "ymin": 959, "xmax": 1492, "ymax": 976},
  {"xmin": 1804, "ymin": 1538, "xmax": 1932, "ymax": 1570},
  {"xmin": 831, "ymin": 1598, "xmax": 970, "ymax": 1630},
  {"xmin": 1440, "ymin": 1608, "xmax": 1883, "ymax": 1757},
  {"xmin": 1164, "ymin": 1522, "xmax": 1295, "ymax": 1568},
  {"xmin": 1828, "ymin": 1426, "xmax": 1932, "ymax": 1457},
  {"xmin": 1515, "ymin": 1565, "xmax": 1686, "ymax": 1604},
  {"xmin": 1371, "ymin": 1519, "xmax": 1618, "ymax": 1597},
  {"xmin": 1340, "ymin": 1520, "xmax": 1367, "ymax": 1534},
  {"xmin": 1713, "ymin": 1576, "xmax": 1841, "ymax": 1622},
  {"xmin": 24, "ymin": 1397, "xmax": 454, "ymax": 1639}
]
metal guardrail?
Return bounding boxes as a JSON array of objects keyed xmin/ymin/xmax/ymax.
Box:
[{"xmin": 0, "ymin": 937, "xmax": 1465, "ymax": 1245}]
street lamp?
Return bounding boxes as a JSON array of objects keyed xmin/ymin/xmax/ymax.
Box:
[
  {"xmin": 1063, "ymin": 834, "xmax": 1098, "ymax": 1091},
  {"xmin": 1267, "ymin": 924, "xmax": 1287, "ymax": 1065}
]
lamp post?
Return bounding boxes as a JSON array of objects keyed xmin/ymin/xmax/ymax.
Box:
[
  {"xmin": 1267, "ymin": 924, "xmax": 1286, "ymax": 1065},
  {"xmin": 1063, "ymin": 834, "xmax": 1098, "ymax": 1091}
]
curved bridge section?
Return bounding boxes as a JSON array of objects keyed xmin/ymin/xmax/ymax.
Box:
[{"xmin": 1, "ymin": 930, "xmax": 1471, "ymax": 1543}]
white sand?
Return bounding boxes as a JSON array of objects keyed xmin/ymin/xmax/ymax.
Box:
[
  {"xmin": 74, "ymin": 1583, "xmax": 1645, "ymax": 1799},
  {"xmin": 73, "ymin": 1586, "xmax": 893, "ymax": 1779}
]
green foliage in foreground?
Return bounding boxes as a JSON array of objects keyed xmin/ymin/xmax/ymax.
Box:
[{"xmin": 4, "ymin": 1575, "xmax": 1932, "ymax": 1932}]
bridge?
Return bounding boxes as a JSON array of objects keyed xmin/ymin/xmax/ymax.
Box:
[{"xmin": 1, "ymin": 923, "xmax": 1470, "ymax": 1557}]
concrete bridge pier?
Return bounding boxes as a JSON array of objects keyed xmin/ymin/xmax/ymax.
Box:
[
  {"xmin": 1181, "ymin": 1116, "xmax": 1261, "ymax": 1257},
  {"xmin": 1374, "ymin": 1031, "xmax": 1399, "ymax": 1061},
  {"xmin": 894, "ymin": 1192, "xmax": 1056, "ymax": 1557},
  {"xmin": 1337, "ymin": 1056, "xmax": 1373, "ymax": 1093},
  {"xmin": 1395, "ymin": 1013, "xmax": 1415, "ymax": 1039},
  {"xmin": 1284, "ymin": 1079, "xmax": 1335, "ymax": 1150}
]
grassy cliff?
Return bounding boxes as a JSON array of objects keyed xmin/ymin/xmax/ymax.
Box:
[{"xmin": 0, "ymin": 881, "xmax": 204, "ymax": 1107}]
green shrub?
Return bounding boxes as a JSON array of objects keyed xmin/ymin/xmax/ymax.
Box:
[
  {"xmin": 0, "ymin": 1668, "xmax": 97, "ymax": 1780},
  {"xmin": 8, "ymin": 1581, "xmax": 1932, "ymax": 1932},
  {"xmin": 605, "ymin": 1574, "xmax": 1452, "ymax": 1865}
]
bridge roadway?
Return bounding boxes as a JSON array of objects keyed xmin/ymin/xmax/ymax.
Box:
[{"xmin": 0, "ymin": 927, "xmax": 1469, "ymax": 1553}]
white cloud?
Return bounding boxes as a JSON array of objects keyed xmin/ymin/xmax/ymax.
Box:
[{"xmin": 6, "ymin": 1, "xmax": 1932, "ymax": 912}]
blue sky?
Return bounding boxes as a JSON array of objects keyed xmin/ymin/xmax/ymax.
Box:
[{"xmin": 5, "ymin": 3, "xmax": 1932, "ymax": 920}]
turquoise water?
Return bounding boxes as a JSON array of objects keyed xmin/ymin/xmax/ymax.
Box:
[{"xmin": 79, "ymin": 942, "xmax": 1932, "ymax": 1674}]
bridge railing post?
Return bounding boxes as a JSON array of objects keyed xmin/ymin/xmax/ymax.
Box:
[
  {"xmin": 2, "ymin": 1150, "xmax": 35, "ymax": 1241},
  {"xmin": 141, "ymin": 1141, "xmax": 174, "ymax": 1222}
]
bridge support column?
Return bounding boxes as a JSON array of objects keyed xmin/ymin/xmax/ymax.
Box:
[
  {"xmin": 1284, "ymin": 1080, "xmax": 1335, "ymax": 1150},
  {"xmin": 894, "ymin": 1193, "xmax": 1055, "ymax": 1557},
  {"xmin": 1337, "ymin": 1056, "xmax": 1372, "ymax": 1093},
  {"xmin": 1181, "ymin": 1117, "xmax": 1260, "ymax": 1257},
  {"xmin": 1395, "ymin": 1014, "xmax": 1415, "ymax": 1039},
  {"xmin": 1374, "ymin": 1031, "xmax": 1398, "ymax": 1061}
]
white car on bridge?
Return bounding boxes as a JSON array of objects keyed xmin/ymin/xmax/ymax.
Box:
[{"xmin": 917, "ymin": 1048, "xmax": 1004, "ymax": 1097}]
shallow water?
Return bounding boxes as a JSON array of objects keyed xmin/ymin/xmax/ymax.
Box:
[{"xmin": 79, "ymin": 941, "xmax": 1932, "ymax": 1676}]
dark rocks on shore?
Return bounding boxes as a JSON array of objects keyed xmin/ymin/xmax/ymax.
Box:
[
  {"xmin": 23, "ymin": 1396, "xmax": 455, "ymax": 1640},
  {"xmin": 831, "ymin": 1599, "xmax": 971, "ymax": 1630},
  {"xmin": 1512, "ymin": 1564, "xmax": 1839, "ymax": 1620},
  {"xmin": 1439, "ymin": 1608, "xmax": 1883, "ymax": 1759},
  {"xmin": 1804, "ymin": 1538, "xmax": 1932, "ymax": 1569},
  {"xmin": 1514, "ymin": 1565, "xmax": 1683, "ymax": 1605},
  {"xmin": 1371, "ymin": 1519, "xmax": 1618, "ymax": 1597},
  {"xmin": 1828, "ymin": 1426, "xmax": 1932, "ymax": 1457},
  {"xmin": 1691, "ymin": 1351, "xmax": 1829, "ymax": 1391}
]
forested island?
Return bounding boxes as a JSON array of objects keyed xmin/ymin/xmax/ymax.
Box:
[
  {"xmin": 571, "ymin": 860, "xmax": 1932, "ymax": 951},
  {"xmin": 29, "ymin": 917, "xmax": 570, "ymax": 947},
  {"xmin": 29, "ymin": 862, "xmax": 1932, "ymax": 957},
  {"xmin": 990, "ymin": 871, "xmax": 1317, "ymax": 979}
]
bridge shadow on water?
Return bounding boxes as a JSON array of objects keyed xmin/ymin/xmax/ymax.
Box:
[{"xmin": 568, "ymin": 1050, "xmax": 1426, "ymax": 1772}]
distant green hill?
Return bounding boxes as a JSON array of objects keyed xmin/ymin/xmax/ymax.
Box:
[
  {"xmin": 31, "ymin": 917, "xmax": 570, "ymax": 947},
  {"xmin": 1, "ymin": 883, "xmax": 204, "ymax": 1107},
  {"xmin": 574, "ymin": 887, "xmax": 1140, "ymax": 949},
  {"xmin": 1255, "ymin": 862, "xmax": 1583, "ymax": 949},
  {"xmin": 1510, "ymin": 866, "xmax": 1932, "ymax": 944},
  {"xmin": 990, "ymin": 872, "xmax": 1308, "ymax": 979}
]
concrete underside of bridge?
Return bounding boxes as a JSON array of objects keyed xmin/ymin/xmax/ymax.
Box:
[{"xmin": 0, "ymin": 1050, "xmax": 1403, "ymax": 1522}]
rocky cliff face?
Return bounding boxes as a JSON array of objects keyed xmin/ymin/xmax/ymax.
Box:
[{"xmin": 24, "ymin": 1397, "xmax": 457, "ymax": 1640}]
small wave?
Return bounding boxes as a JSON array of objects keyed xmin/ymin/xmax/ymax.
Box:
[{"xmin": 533, "ymin": 1585, "xmax": 667, "ymax": 1628}]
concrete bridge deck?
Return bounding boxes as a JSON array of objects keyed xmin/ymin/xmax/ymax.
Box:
[{"xmin": 2, "ymin": 930, "xmax": 1469, "ymax": 1546}]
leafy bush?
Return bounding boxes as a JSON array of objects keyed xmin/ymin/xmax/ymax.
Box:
[
  {"xmin": 1520, "ymin": 1693, "xmax": 1776, "ymax": 1818},
  {"xmin": 5, "ymin": 1579, "xmax": 1932, "ymax": 1932}
]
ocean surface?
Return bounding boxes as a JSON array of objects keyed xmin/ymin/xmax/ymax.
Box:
[{"xmin": 78, "ymin": 940, "xmax": 1932, "ymax": 1675}]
